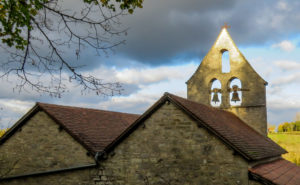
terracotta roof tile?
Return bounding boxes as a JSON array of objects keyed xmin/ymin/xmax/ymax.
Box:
[
  {"xmin": 37, "ymin": 103, "xmax": 140, "ymax": 154},
  {"xmin": 250, "ymin": 159, "xmax": 300, "ymax": 185},
  {"xmin": 166, "ymin": 93, "xmax": 286, "ymax": 161},
  {"xmin": 2, "ymin": 92, "xmax": 286, "ymax": 162}
]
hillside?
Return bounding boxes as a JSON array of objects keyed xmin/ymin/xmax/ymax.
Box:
[{"xmin": 269, "ymin": 132, "xmax": 300, "ymax": 166}]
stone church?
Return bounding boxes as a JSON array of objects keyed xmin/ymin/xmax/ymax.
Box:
[{"xmin": 1, "ymin": 27, "xmax": 300, "ymax": 185}]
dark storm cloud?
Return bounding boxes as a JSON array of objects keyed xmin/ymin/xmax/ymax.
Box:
[
  {"xmin": 4, "ymin": 0, "xmax": 299, "ymax": 70},
  {"xmin": 110, "ymin": 0, "xmax": 300, "ymax": 65},
  {"xmin": 2, "ymin": 0, "xmax": 300, "ymax": 70}
]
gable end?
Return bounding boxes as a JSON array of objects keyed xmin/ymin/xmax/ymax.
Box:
[{"xmin": 104, "ymin": 93, "xmax": 286, "ymax": 162}]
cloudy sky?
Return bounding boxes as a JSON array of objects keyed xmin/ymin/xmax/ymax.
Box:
[{"xmin": 1, "ymin": 0, "xmax": 300, "ymax": 128}]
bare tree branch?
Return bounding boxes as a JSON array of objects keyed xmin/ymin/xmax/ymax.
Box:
[{"xmin": 0, "ymin": 0, "xmax": 138, "ymax": 97}]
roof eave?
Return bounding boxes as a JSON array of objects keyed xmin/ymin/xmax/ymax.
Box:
[{"xmin": 248, "ymin": 171, "xmax": 276, "ymax": 185}]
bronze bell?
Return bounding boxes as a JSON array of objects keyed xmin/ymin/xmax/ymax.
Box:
[
  {"xmin": 231, "ymin": 85, "xmax": 240, "ymax": 102},
  {"xmin": 212, "ymin": 92, "xmax": 220, "ymax": 103},
  {"xmin": 231, "ymin": 91, "xmax": 240, "ymax": 102}
]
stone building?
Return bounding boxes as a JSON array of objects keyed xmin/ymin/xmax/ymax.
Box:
[
  {"xmin": 1, "ymin": 27, "xmax": 300, "ymax": 185},
  {"xmin": 187, "ymin": 27, "xmax": 268, "ymax": 136}
]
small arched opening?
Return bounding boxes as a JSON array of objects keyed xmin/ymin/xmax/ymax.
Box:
[
  {"xmin": 221, "ymin": 49, "xmax": 230, "ymax": 73},
  {"xmin": 229, "ymin": 78, "xmax": 242, "ymax": 106},
  {"xmin": 210, "ymin": 79, "xmax": 222, "ymax": 107}
]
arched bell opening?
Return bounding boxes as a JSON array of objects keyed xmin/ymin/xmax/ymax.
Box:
[
  {"xmin": 229, "ymin": 78, "xmax": 242, "ymax": 106},
  {"xmin": 210, "ymin": 78, "xmax": 222, "ymax": 107},
  {"xmin": 221, "ymin": 49, "xmax": 230, "ymax": 73}
]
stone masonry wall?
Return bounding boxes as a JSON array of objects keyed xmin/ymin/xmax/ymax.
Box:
[
  {"xmin": 0, "ymin": 106, "xmax": 264, "ymax": 185},
  {"xmin": 0, "ymin": 167, "xmax": 97, "ymax": 185},
  {"xmin": 0, "ymin": 111, "xmax": 95, "ymax": 182},
  {"xmin": 94, "ymin": 102, "xmax": 263, "ymax": 185}
]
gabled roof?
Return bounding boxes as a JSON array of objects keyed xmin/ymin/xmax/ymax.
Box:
[
  {"xmin": 107, "ymin": 93, "xmax": 286, "ymax": 161},
  {"xmin": 249, "ymin": 159, "xmax": 300, "ymax": 185},
  {"xmin": 1, "ymin": 93, "xmax": 286, "ymax": 161},
  {"xmin": 0, "ymin": 103, "xmax": 140, "ymax": 155},
  {"xmin": 167, "ymin": 93, "xmax": 286, "ymax": 161}
]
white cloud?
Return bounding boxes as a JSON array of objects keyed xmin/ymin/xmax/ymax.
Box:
[
  {"xmin": 0, "ymin": 62, "xmax": 196, "ymax": 127},
  {"xmin": 0, "ymin": 99, "xmax": 34, "ymax": 129},
  {"xmin": 85, "ymin": 62, "xmax": 197, "ymax": 86},
  {"xmin": 272, "ymin": 72, "xmax": 300, "ymax": 85},
  {"xmin": 272, "ymin": 40, "xmax": 296, "ymax": 52},
  {"xmin": 81, "ymin": 62, "xmax": 195, "ymax": 114},
  {"xmin": 0, "ymin": 99, "xmax": 34, "ymax": 114},
  {"xmin": 276, "ymin": 1, "xmax": 291, "ymax": 11},
  {"xmin": 274, "ymin": 60, "xmax": 300, "ymax": 70},
  {"xmin": 268, "ymin": 97, "xmax": 300, "ymax": 110},
  {"xmin": 3, "ymin": 0, "xmax": 300, "ymax": 129},
  {"xmin": 96, "ymin": 84, "xmax": 187, "ymax": 114},
  {"xmin": 98, "ymin": 92, "xmax": 160, "ymax": 114},
  {"xmin": 248, "ymin": 57, "xmax": 274, "ymax": 79},
  {"xmin": 115, "ymin": 66, "xmax": 182, "ymax": 85},
  {"xmin": 94, "ymin": 68, "xmax": 191, "ymax": 114}
]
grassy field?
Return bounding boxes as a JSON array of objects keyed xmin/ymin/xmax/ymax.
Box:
[{"xmin": 268, "ymin": 132, "xmax": 300, "ymax": 165}]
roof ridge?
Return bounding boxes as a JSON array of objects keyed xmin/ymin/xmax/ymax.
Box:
[{"xmin": 37, "ymin": 102, "xmax": 140, "ymax": 116}]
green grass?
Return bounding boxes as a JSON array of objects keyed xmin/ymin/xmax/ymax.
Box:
[{"xmin": 268, "ymin": 133, "xmax": 300, "ymax": 165}]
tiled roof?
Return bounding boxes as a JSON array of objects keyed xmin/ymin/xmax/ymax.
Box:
[
  {"xmin": 0, "ymin": 93, "xmax": 286, "ymax": 162},
  {"xmin": 249, "ymin": 159, "xmax": 300, "ymax": 185},
  {"xmin": 37, "ymin": 103, "xmax": 140, "ymax": 154},
  {"xmin": 166, "ymin": 93, "xmax": 286, "ymax": 161},
  {"xmin": 110, "ymin": 93, "xmax": 285, "ymax": 161}
]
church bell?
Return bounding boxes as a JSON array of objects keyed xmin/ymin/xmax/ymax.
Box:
[
  {"xmin": 231, "ymin": 92, "xmax": 240, "ymax": 102},
  {"xmin": 212, "ymin": 93, "xmax": 219, "ymax": 103},
  {"xmin": 211, "ymin": 88, "xmax": 220, "ymax": 103},
  {"xmin": 231, "ymin": 85, "xmax": 240, "ymax": 102}
]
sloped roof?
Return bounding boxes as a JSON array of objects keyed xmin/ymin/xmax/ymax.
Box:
[
  {"xmin": 0, "ymin": 103, "xmax": 140, "ymax": 155},
  {"xmin": 249, "ymin": 159, "xmax": 300, "ymax": 185},
  {"xmin": 109, "ymin": 93, "xmax": 286, "ymax": 161},
  {"xmin": 38, "ymin": 103, "xmax": 140, "ymax": 154},
  {"xmin": 0, "ymin": 93, "xmax": 286, "ymax": 161},
  {"xmin": 167, "ymin": 93, "xmax": 286, "ymax": 161}
]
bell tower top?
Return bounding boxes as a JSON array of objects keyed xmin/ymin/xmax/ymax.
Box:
[{"xmin": 187, "ymin": 26, "xmax": 268, "ymax": 135}]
